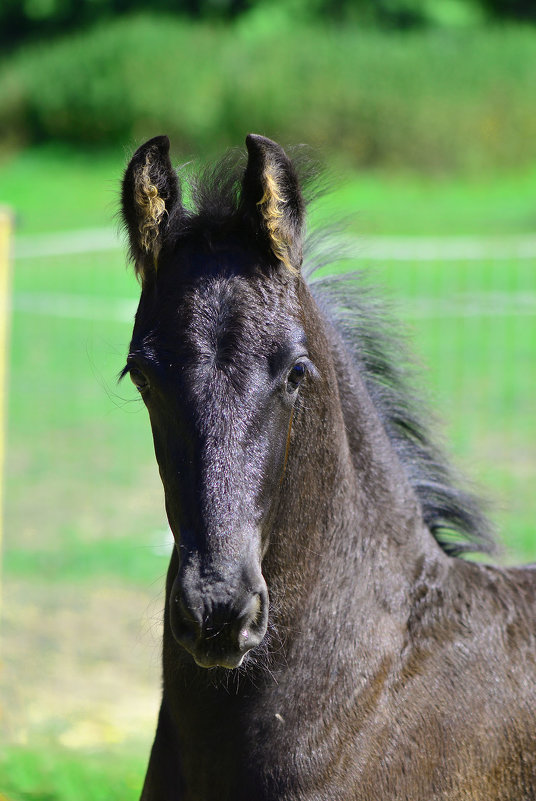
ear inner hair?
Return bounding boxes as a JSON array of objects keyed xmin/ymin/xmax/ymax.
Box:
[{"xmin": 134, "ymin": 153, "xmax": 167, "ymax": 260}]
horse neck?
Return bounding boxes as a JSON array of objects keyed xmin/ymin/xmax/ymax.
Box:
[{"xmin": 264, "ymin": 285, "xmax": 446, "ymax": 628}]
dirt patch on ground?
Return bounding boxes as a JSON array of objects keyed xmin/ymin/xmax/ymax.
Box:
[{"xmin": 1, "ymin": 577, "xmax": 163, "ymax": 750}]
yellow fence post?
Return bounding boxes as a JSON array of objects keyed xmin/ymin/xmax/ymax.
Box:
[{"xmin": 0, "ymin": 208, "xmax": 13, "ymax": 619}]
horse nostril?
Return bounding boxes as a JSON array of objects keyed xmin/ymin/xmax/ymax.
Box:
[
  {"xmin": 170, "ymin": 577, "xmax": 269, "ymax": 667},
  {"xmin": 236, "ymin": 591, "xmax": 268, "ymax": 652}
]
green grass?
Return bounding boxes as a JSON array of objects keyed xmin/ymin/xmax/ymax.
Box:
[
  {"xmin": 315, "ymin": 166, "xmax": 536, "ymax": 235},
  {"xmin": 0, "ymin": 742, "xmax": 147, "ymax": 801},
  {"xmin": 0, "ymin": 145, "xmax": 124, "ymax": 235},
  {"xmin": 1, "ymin": 146, "xmax": 535, "ymax": 799},
  {"xmin": 2, "ymin": 144, "xmax": 536, "ymax": 237}
]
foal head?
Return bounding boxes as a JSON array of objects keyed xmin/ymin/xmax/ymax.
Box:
[{"xmin": 121, "ymin": 135, "xmax": 313, "ymax": 669}]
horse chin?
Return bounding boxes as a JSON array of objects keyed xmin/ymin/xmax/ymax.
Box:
[
  {"xmin": 192, "ymin": 651, "xmax": 246, "ymax": 670},
  {"xmin": 172, "ymin": 624, "xmax": 249, "ymax": 670}
]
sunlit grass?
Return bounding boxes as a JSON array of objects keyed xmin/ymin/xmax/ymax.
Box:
[
  {"xmin": 2, "ymin": 144, "xmax": 536, "ymax": 237},
  {"xmin": 0, "ymin": 742, "xmax": 147, "ymax": 801}
]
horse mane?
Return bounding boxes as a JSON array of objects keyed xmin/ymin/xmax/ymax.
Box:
[
  {"xmin": 169, "ymin": 150, "xmax": 496, "ymax": 559},
  {"xmin": 306, "ymin": 253, "xmax": 496, "ymax": 557}
]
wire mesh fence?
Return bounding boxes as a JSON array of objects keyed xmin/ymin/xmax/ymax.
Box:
[
  {"xmin": 1, "ymin": 231, "xmax": 535, "ymax": 759},
  {"xmin": 6, "ymin": 231, "xmax": 536, "ymax": 565}
]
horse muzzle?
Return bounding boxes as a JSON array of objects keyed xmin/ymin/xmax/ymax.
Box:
[{"xmin": 169, "ymin": 570, "xmax": 269, "ymax": 669}]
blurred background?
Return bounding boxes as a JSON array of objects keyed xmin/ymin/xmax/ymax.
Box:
[{"xmin": 0, "ymin": 0, "xmax": 535, "ymax": 797}]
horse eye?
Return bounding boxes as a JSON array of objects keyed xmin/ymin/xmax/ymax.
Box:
[
  {"xmin": 130, "ymin": 368, "xmax": 149, "ymax": 393},
  {"xmin": 286, "ymin": 362, "xmax": 306, "ymax": 393}
]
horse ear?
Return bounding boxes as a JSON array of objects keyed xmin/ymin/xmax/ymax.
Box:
[
  {"xmin": 241, "ymin": 134, "xmax": 305, "ymax": 272},
  {"xmin": 121, "ymin": 135, "xmax": 181, "ymax": 281}
]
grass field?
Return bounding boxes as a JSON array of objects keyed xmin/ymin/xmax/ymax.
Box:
[{"xmin": 1, "ymin": 147, "xmax": 535, "ymax": 799}]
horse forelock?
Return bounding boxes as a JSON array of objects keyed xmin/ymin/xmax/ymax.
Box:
[{"xmin": 160, "ymin": 146, "xmax": 317, "ymax": 276}]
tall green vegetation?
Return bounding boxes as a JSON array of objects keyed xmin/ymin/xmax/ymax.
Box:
[
  {"xmin": 1, "ymin": 15, "xmax": 535, "ymax": 173},
  {"xmin": 1, "ymin": 0, "xmax": 532, "ymax": 49}
]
